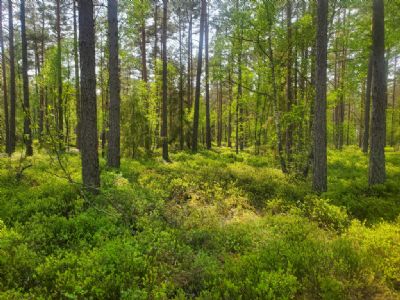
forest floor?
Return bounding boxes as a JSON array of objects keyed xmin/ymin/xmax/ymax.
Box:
[{"xmin": 0, "ymin": 147, "xmax": 399, "ymax": 299}]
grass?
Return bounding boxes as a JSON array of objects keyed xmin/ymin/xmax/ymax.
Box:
[{"xmin": 0, "ymin": 147, "xmax": 399, "ymax": 299}]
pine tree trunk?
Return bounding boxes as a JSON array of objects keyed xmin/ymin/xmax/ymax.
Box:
[
  {"xmin": 192, "ymin": 0, "xmax": 206, "ymax": 153},
  {"xmin": 363, "ymin": 51, "xmax": 373, "ymax": 153},
  {"xmin": 312, "ymin": 0, "xmax": 328, "ymax": 193},
  {"xmin": 73, "ymin": 0, "xmax": 81, "ymax": 149},
  {"xmin": 268, "ymin": 34, "xmax": 287, "ymax": 174},
  {"xmin": 79, "ymin": 0, "xmax": 100, "ymax": 191},
  {"xmin": 107, "ymin": 0, "xmax": 121, "ymax": 168},
  {"xmin": 56, "ymin": 0, "xmax": 63, "ymax": 146},
  {"xmin": 20, "ymin": 0, "xmax": 33, "ymax": 156},
  {"xmin": 286, "ymin": 0, "xmax": 294, "ymax": 162},
  {"xmin": 161, "ymin": 0, "xmax": 169, "ymax": 161},
  {"xmin": 369, "ymin": 0, "xmax": 386, "ymax": 185},
  {"xmin": 8, "ymin": 0, "xmax": 16, "ymax": 153},
  {"xmin": 0, "ymin": 0, "xmax": 10, "ymax": 154},
  {"xmin": 228, "ymin": 65, "xmax": 232, "ymax": 148},
  {"xmin": 205, "ymin": 5, "xmax": 211, "ymax": 150},
  {"xmin": 390, "ymin": 56, "xmax": 397, "ymax": 147},
  {"xmin": 178, "ymin": 8, "xmax": 184, "ymax": 150}
]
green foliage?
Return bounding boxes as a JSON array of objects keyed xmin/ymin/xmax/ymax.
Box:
[{"xmin": 0, "ymin": 149, "xmax": 399, "ymax": 299}]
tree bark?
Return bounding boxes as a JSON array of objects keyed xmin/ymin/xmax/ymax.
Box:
[
  {"xmin": 73, "ymin": 0, "xmax": 81, "ymax": 149},
  {"xmin": 178, "ymin": 8, "xmax": 184, "ymax": 150},
  {"xmin": 161, "ymin": 0, "xmax": 169, "ymax": 161},
  {"xmin": 312, "ymin": 0, "xmax": 328, "ymax": 193},
  {"xmin": 205, "ymin": 5, "xmax": 211, "ymax": 150},
  {"xmin": 0, "ymin": 0, "xmax": 10, "ymax": 154},
  {"xmin": 390, "ymin": 56, "xmax": 397, "ymax": 147},
  {"xmin": 369, "ymin": 0, "xmax": 386, "ymax": 185},
  {"xmin": 107, "ymin": 0, "xmax": 121, "ymax": 168},
  {"xmin": 79, "ymin": 0, "xmax": 100, "ymax": 191},
  {"xmin": 286, "ymin": 0, "xmax": 294, "ymax": 162},
  {"xmin": 8, "ymin": 0, "xmax": 16, "ymax": 153},
  {"xmin": 363, "ymin": 51, "xmax": 373, "ymax": 153},
  {"xmin": 268, "ymin": 34, "xmax": 287, "ymax": 174},
  {"xmin": 20, "ymin": 0, "xmax": 33, "ymax": 156},
  {"xmin": 56, "ymin": 0, "xmax": 63, "ymax": 145},
  {"xmin": 192, "ymin": 0, "xmax": 206, "ymax": 152}
]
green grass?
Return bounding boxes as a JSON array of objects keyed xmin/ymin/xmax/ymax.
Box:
[{"xmin": 0, "ymin": 148, "xmax": 399, "ymax": 299}]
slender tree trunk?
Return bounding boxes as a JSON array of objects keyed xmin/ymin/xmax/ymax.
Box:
[
  {"xmin": 0, "ymin": 0, "xmax": 10, "ymax": 154},
  {"xmin": 363, "ymin": 51, "xmax": 373, "ymax": 153},
  {"xmin": 56, "ymin": 0, "xmax": 63, "ymax": 145},
  {"xmin": 8, "ymin": 0, "xmax": 16, "ymax": 153},
  {"xmin": 236, "ymin": 41, "xmax": 242, "ymax": 154},
  {"xmin": 313, "ymin": 0, "xmax": 328, "ymax": 193},
  {"xmin": 20, "ymin": 0, "xmax": 33, "ymax": 156},
  {"xmin": 192, "ymin": 0, "xmax": 206, "ymax": 153},
  {"xmin": 79, "ymin": 0, "xmax": 100, "ymax": 191},
  {"xmin": 369, "ymin": 0, "xmax": 386, "ymax": 185},
  {"xmin": 178, "ymin": 8, "xmax": 184, "ymax": 150},
  {"xmin": 268, "ymin": 35, "xmax": 287, "ymax": 173},
  {"xmin": 218, "ymin": 78, "xmax": 223, "ymax": 147},
  {"xmin": 140, "ymin": 3, "xmax": 152, "ymax": 154},
  {"xmin": 186, "ymin": 7, "xmax": 193, "ymax": 149},
  {"xmin": 39, "ymin": 0, "xmax": 46, "ymax": 142},
  {"xmin": 286, "ymin": 0, "xmax": 294, "ymax": 162},
  {"xmin": 228, "ymin": 64, "xmax": 232, "ymax": 148},
  {"xmin": 107, "ymin": 0, "xmax": 120, "ymax": 168},
  {"xmin": 73, "ymin": 0, "xmax": 81, "ymax": 149},
  {"xmin": 390, "ymin": 56, "xmax": 397, "ymax": 147},
  {"xmin": 161, "ymin": 0, "xmax": 169, "ymax": 161},
  {"xmin": 346, "ymin": 99, "xmax": 351, "ymax": 145},
  {"xmin": 205, "ymin": 5, "xmax": 211, "ymax": 150}
]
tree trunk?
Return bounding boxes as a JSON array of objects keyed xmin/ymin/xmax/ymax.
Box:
[
  {"xmin": 79, "ymin": 0, "xmax": 100, "ymax": 191},
  {"xmin": 0, "ymin": 0, "xmax": 10, "ymax": 154},
  {"xmin": 107, "ymin": 0, "xmax": 120, "ymax": 168},
  {"xmin": 56, "ymin": 0, "xmax": 63, "ymax": 146},
  {"xmin": 312, "ymin": 0, "xmax": 328, "ymax": 193},
  {"xmin": 390, "ymin": 56, "xmax": 397, "ymax": 147},
  {"xmin": 268, "ymin": 34, "xmax": 287, "ymax": 174},
  {"xmin": 236, "ymin": 41, "xmax": 242, "ymax": 154},
  {"xmin": 363, "ymin": 51, "xmax": 373, "ymax": 153},
  {"xmin": 178, "ymin": 8, "xmax": 184, "ymax": 150},
  {"xmin": 218, "ymin": 78, "xmax": 223, "ymax": 147},
  {"xmin": 8, "ymin": 0, "xmax": 16, "ymax": 153},
  {"xmin": 192, "ymin": 0, "xmax": 206, "ymax": 153},
  {"xmin": 205, "ymin": 5, "xmax": 211, "ymax": 150},
  {"xmin": 286, "ymin": 0, "xmax": 294, "ymax": 162},
  {"xmin": 73, "ymin": 0, "xmax": 81, "ymax": 149},
  {"xmin": 228, "ymin": 64, "xmax": 232, "ymax": 148},
  {"xmin": 161, "ymin": 0, "xmax": 169, "ymax": 161},
  {"xmin": 369, "ymin": 0, "xmax": 386, "ymax": 185},
  {"xmin": 20, "ymin": 0, "xmax": 33, "ymax": 156}
]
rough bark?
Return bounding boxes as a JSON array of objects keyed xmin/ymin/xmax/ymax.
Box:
[
  {"xmin": 161, "ymin": 0, "xmax": 169, "ymax": 161},
  {"xmin": 390, "ymin": 56, "xmax": 397, "ymax": 147},
  {"xmin": 107, "ymin": 0, "xmax": 121, "ymax": 168},
  {"xmin": 20, "ymin": 0, "xmax": 33, "ymax": 156},
  {"xmin": 79, "ymin": 0, "xmax": 100, "ymax": 191},
  {"xmin": 205, "ymin": 6, "xmax": 211, "ymax": 150},
  {"xmin": 192, "ymin": 0, "xmax": 206, "ymax": 153},
  {"xmin": 8, "ymin": 0, "xmax": 16, "ymax": 153},
  {"xmin": 286, "ymin": 0, "xmax": 294, "ymax": 161},
  {"xmin": 369, "ymin": 0, "xmax": 386, "ymax": 185},
  {"xmin": 312, "ymin": 0, "xmax": 328, "ymax": 193},
  {"xmin": 363, "ymin": 51, "xmax": 373, "ymax": 153},
  {"xmin": 0, "ymin": 0, "xmax": 10, "ymax": 154},
  {"xmin": 178, "ymin": 8, "xmax": 184, "ymax": 150},
  {"xmin": 268, "ymin": 35, "xmax": 287, "ymax": 174},
  {"xmin": 56, "ymin": 0, "xmax": 63, "ymax": 144},
  {"xmin": 73, "ymin": 0, "xmax": 81, "ymax": 149}
]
